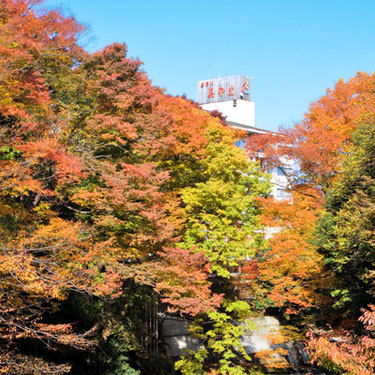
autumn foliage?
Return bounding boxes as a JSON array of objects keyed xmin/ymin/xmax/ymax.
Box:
[
  {"xmin": 308, "ymin": 305, "xmax": 375, "ymax": 375},
  {"xmin": 3, "ymin": 0, "xmax": 375, "ymax": 374},
  {"xmin": 246, "ymin": 68, "xmax": 375, "ymax": 372},
  {"xmin": 255, "ymin": 191, "xmax": 324, "ymax": 315},
  {"xmin": 247, "ymin": 72, "xmax": 375, "ymax": 190},
  {"xmin": 0, "ymin": 1, "xmax": 272, "ymax": 374}
]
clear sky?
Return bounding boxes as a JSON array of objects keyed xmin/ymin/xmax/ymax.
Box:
[{"xmin": 44, "ymin": 0, "xmax": 375, "ymax": 132}]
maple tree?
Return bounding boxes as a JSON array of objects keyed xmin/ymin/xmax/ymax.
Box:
[
  {"xmin": 0, "ymin": 1, "xmax": 96, "ymax": 373},
  {"xmin": 244, "ymin": 73, "xmax": 375, "ymax": 372},
  {"xmin": 168, "ymin": 122, "xmax": 270, "ymax": 374},
  {"xmin": 8, "ymin": 0, "xmax": 375, "ymax": 373},
  {"xmin": 0, "ymin": 1, "xmax": 169, "ymax": 372},
  {"xmin": 247, "ymin": 72, "xmax": 375, "ymax": 191},
  {"xmin": 305, "ymin": 120, "xmax": 375, "ymax": 375},
  {"xmin": 0, "ymin": 2, "xmax": 272, "ymax": 373},
  {"xmin": 308, "ymin": 304, "xmax": 375, "ymax": 375},
  {"xmin": 245, "ymin": 72, "xmax": 375, "ymax": 318},
  {"xmin": 154, "ymin": 247, "xmax": 223, "ymax": 316},
  {"xmin": 255, "ymin": 191, "xmax": 325, "ymax": 316}
]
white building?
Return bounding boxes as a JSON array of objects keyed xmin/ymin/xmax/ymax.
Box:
[{"xmin": 197, "ymin": 75, "xmax": 292, "ymax": 200}]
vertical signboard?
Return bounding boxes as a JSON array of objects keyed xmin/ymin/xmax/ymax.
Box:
[{"xmin": 197, "ymin": 75, "xmax": 251, "ymax": 104}]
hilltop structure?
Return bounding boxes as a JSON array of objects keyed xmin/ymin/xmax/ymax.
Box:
[{"xmin": 197, "ymin": 75, "xmax": 292, "ymax": 200}]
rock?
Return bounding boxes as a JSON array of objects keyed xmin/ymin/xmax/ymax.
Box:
[
  {"xmin": 296, "ymin": 341, "xmax": 310, "ymax": 364},
  {"xmin": 159, "ymin": 315, "xmax": 203, "ymax": 358},
  {"xmin": 160, "ymin": 314, "xmax": 319, "ymax": 373},
  {"xmin": 240, "ymin": 316, "xmax": 281, "ymax": 354},
  {"xmin": 285, "ymin": 341, "xmax": 298, "ymax": 367}
]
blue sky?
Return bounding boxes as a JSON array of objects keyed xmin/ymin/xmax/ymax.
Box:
[{"xmin": 45, "ymin": 0, "xmax": 375, "ymax": 131}]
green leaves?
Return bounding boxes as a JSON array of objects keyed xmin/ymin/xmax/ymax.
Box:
[
  {"xmin": 0, "ymin": 2, "xmax": 273, "ymax": 374},
  {"xmin": 316, "ymin": 122, "xmax": 375, "ymax": 315},
  {"xmin": 173, "ymin": 125, "xmax": 270, "ymax": 373},
  {"xmin": 0, "ymin": 146, "xmax": 21, "ymax": 160},
  {"xmin": 179, "ymin": 140, "xmax": 269, "ymax": 278}
]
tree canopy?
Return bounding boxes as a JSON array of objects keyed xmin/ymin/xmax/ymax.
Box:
[
  {"xmin": 0, "ymin": 1, "xmax": 270, "ymax": 374},
  {"xmin": 3, "ymin": 1, "xmax": 375, "ymax": 374}
]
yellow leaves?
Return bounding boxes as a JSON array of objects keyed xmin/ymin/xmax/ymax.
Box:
[
  {"xmin": 255, "ymin": 348, "xmax": 289, "ymax": 369},
  {"xmin": 0, "ymin": 216, "xmax": 96, "ymax": 304},
  {"xmin": 71, "ymin": 189, "xmax": 106, "ymax": 207},
  {"xmin": 0, "ymin": 251, "xmax": 46, "ymax": 295},
  {"xmin": 19, "ymin": 217, "xmax": 79, "ymax": 247},
  {"xmin": 33, "ymin": 202, "xmax": 52, "ymax": 217}
]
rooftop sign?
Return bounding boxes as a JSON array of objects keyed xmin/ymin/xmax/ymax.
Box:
[{"xmin": 197, "ymin": 75, "xmax": 251, "ymax": 104}]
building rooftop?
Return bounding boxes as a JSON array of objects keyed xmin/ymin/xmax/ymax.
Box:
[{"xmin": 226, "ymin": 121, "xmax": 277, "ymax": 135}]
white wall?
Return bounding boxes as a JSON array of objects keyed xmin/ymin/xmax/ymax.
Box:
[
  {"xmin": 202, "ymin": 99, "xmax": 255, "ymax": 128},
  {"xmin": 269, "ymin": 157, "xmax": 294, "ymax": 201},
  {"xmin": 201, "ymin": 97, "xmax": 293, "ymax": 201}
]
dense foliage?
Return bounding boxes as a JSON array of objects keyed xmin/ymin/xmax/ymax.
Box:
[
  {"xmin": 247, "ymin": 73, "xmax": 375, "ymax": 373},
  {"xmin": 3, "ymin": 1, "xmax": 375, "ymax": 374},
  {"xmin": 0, "ymin": 1, "xmax": 270, "ymax": 374}
]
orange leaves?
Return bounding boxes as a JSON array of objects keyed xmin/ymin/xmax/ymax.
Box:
[
  {"xmin": 240, "ymin": 260, "xmax": 259, "ymax": 281},
  {"xmin": 86, "ymin": 114, "xmax": 138, "ymax": 144},
  {"xmin": 154, "ymin": 247, "xmax": 223, "ymax": 316},
  {"xmin": 0, "ymin": 351, "xmax": 72, "ymax": 375},
  {"xmin": 0, "ymin": 216, "xmax": 100, "ymax": 363},
  {"xmin": 18, "ymin": 137, "xmax": 85, "ymax": 187},
  {"xmin": 156, "ymin": 95, "xmax": 209, "ymax": 156},
  {"xmin": 255, "ymin": 348, "xmax": 289, "ymax": 369},
  {"xmin": 34, "ymin": 322, "xmax": 96, "ymax": 349},
  {"xmin": 248, "ymin": 72, "xmax": 375, "ymax": 190},
  {"xmin": 359, "ymin": 305, "xmax": 375, "ymax": 331},
  {"xmin": 0, "ymin": 0, "xmax": 84, "ymax": 120},
  {"xmin": 245, "ymin": 75, "xmax": 375, "ymax": 317},
  {"xmin": 308, "ymin": 306, "xmax": 375, "ymax": 375},
  {"xmin": 5, "ymin": 217, "xmax": 92, "ymax": 294},
  {"xmin": 95, "ymin": 269, "xmax": 123, "ymax": 298},
  {"xmin": 256, "ymin": 191, "xmax": 325, "ymax": 314}
]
